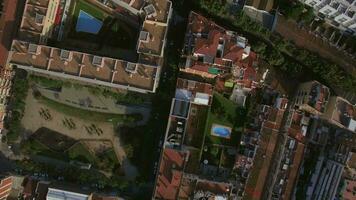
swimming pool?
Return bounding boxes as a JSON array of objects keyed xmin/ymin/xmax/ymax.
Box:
[
  {"xmin": 75, "ymin": 10, "xmax": 103, "ymax": 34},
  {"xmin": 211, "ymin": 124, "xmax": 232, "ymax": 139}
]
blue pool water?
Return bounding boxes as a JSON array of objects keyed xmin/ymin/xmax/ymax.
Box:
[
  {"xmin": 212, "ymin": 126, "xmax": 231, "ymax": 138},
  {"xmin": 76, "ymin": 10, "xmax": 103, "ymax": 34}
]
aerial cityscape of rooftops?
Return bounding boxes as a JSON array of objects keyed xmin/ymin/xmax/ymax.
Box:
[{"xmin": 0, "ymin": 0, "xmax": 355, "ymax": 200}]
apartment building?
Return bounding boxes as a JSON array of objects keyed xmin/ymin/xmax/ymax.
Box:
[
  {"xmin": 294, "ymin": 81, "xmax": 330, "ymax": 115},
  {"xmin": 182, "ymin": 12, "xmax": 259, "ymax": 91},
  {"xmin": 7, "ymin": 0, "xmax": 172, "ymax": 93},
  {"xmin": 308, "ymin": 159, "xmax": 344, "ymax": 200},
  {"xmin": 322, "ymin": 96, "xmax": 356, "ymax": 132},
  {"xmin": 301, "ymin": 0, "xmax": 356, "ymax": 34},
  {"xmin": 243, "ymin": 97, "xmax": 289, "ymax": 200}
]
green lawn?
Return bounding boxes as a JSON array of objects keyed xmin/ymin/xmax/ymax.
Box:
[
  {"xmin": 72, "ymin": 0, "xmax": 106, "ymax": 21},
  {"xmin": 38, "ymin": 95, "xmax": 142, "ymax": 126},
  {"xmin": 201, "ymin": 145, "xmax": 221, "ymax": 166},
  {"xmin": 67, "ymin": 142, "xmax": 96, "ymax": 163},
  {"xmin": 220, "ymin": 148, "xmax": 236, "ymax": 168},
  {"xmin": 97, "ymin": 149, "xmax": 120, "ymax": 172},
  {"xmin": 21, "ymin": 139, "xmax": 68, "ymax": 160},
  {"xmin": 203, "ymin": 92, "xmax": 245, "ymax": 146},
  {"xmin": 22, "ymin": 137, "xmax": 119, "ymax": 172}
]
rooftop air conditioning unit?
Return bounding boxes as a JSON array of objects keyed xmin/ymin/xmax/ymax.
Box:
[
  {"xmin": 92, "ymin": 56, "xmax": 103, "ymax": 67},
  {"xmin": 60, "ymin": 49, "xmax": 72, "ymax": 61},
  {"xmin": 28, "ymin": 43, "xmax": 40, "ymax": 55},
  {"xmin": 139, "ymin": 31, "xmax": 149, "ymax": 42},
  {"xmin": 125, "ymin": 62, "xmax": 137, "ymax": 73},
  {"xmin": 35, "ymin": 13, "xmax": 44, "ymax": 24},
  {"xmin": 144, "ymin": 4, "xmax": 157, "ymax": 18}
]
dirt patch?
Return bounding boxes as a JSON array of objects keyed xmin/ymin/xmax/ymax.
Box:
[{"xmin": 23, "ymin": 89, "xmax": 118, "ymax": 141}]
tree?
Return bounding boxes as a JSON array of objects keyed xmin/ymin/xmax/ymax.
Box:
[{"xmin": 124, "ymin": 144, "xmax": 134, "ymax": 159}]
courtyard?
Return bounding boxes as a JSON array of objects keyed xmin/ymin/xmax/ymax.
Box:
[
  {"xmin": 21, "ymin": 84, "xmax": 140, "ymax": 180},
  {"xmin": 198, "ymin": 92, "xmax": 248, "ymax": 173},
  {"xmin": 59, "ymin": 0, "xmax": 139, "ymax": 59}
]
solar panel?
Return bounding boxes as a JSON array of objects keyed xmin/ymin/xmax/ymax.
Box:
[
  {"xmin": 144, "ymin": 4, "xmax": 156, "ymax": 17},
  {"xmin": 92, "ymin": 56, "xmax": 103, "ymax": 66},
  {"xmin": 35, "ymin": 13, "xmax": 44, "ymax": 24},
  {"xmin": 60, "ymin": 50, "xmax": 71, "ymax": 61},
  {"xmin": 125, "ymin": 62, "xmax": 137, "ymax": 73},
  {"xmin": 139, "ymin": 31, "xmax": 149, "ymax": 42},
  {"xmin": 28, "ymin": 43, "xmax": 38, "ymax": 54}
]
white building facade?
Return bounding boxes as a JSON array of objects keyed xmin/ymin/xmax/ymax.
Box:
[{"xmin": 301, "ymin": 0, "xmax": 356, "ymax": 34}]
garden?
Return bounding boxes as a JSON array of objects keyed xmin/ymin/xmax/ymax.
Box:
[
  {"xmin": 203, "ymin": 92, "xmax": 246, "ymax": 147},
  {"xmin": 21, "ymin": 127, "xmax": 120, "ymax": 173},
  {"xmin": 65, "ymin": 0, "xmax": 138, "ymax": 53}
]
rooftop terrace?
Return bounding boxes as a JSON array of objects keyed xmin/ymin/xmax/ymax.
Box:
[
  {"xmin": 331, "ymin": 96, "xmax": 356, "ymax": 132},
  {"xmin": 10, "ymin": 0, "xmax": 172, "ymax": 93},
  {"xmin": 9, "ymin": 40, "xmax": 159, "ymax": 92},
  {"xmin": 137, "ymin": 21, "xmax": 167, "ymax": 56},
  {"xmin": 18, "ymin": 0, "xmax": 50, "ymax": 43}
]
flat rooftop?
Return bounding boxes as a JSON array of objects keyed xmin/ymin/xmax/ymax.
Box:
[
  {"xmin": 175, "ymin": 78, "xmax": 213, "ymax": 105},
  {"xmin": 332, "ymin": 97, "xmax": 356, "ymax": 131},
  {"xmin": 18, "ymin": 0, "xmax": 50, "ymax": 43},
  {"xmin": 146, "ymin": 0, "xmax": 172, "ymax": 23},
  {"xmin": 11, "ymin": 0, "xmax": 172, "ymax": 93},
  {"xmin": 176, "ymin": 78, "xmax": 213, "ymax": 96},
  {"xmin": 9, "ymin": 40, "xmax": 158, "ymax": 92},
  {"xmin": 138, "ymin": 21, "xmax": 167, "ymax": 56}
]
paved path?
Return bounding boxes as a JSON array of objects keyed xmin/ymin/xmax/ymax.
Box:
[
  {"xmin": 38, "ymin": 86, "xmax": 151, "ymax": 119},
  {"xmin": 112, "ymin": 137, "xmax": 138, "ymax": 180}
]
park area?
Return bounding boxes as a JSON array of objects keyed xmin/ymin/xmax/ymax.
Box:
[
  {"xmin": 20, "ymin": 82, "xmax": 142, "ymax": 179},
  {"xmin": 62, "ymin": 0, "xmax": 138, "ymax": 57},
  {"xmin": 21, "ymin": 128, "xmax": 119, "ymax": 173}
]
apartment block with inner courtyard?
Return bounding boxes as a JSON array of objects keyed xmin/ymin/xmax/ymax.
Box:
[{"xmin": 7, "ymin": 0, "xmax": 172, "ymax": 93}]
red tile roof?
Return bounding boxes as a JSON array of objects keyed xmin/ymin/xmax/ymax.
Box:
[
  {"xmin": 184, "ymin": 12, "xmax": 258, "ymax": 89},
  {"xmin": 194, "ymin": 30, "xmax": 221, "ymax": 57},
  {"xmin": 154, "ymin": 149, "xmax": 187, "ymax": 200},
  {"xmin": 0, "ymin": 176, "xmax": 12, "ymax": 198}
]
